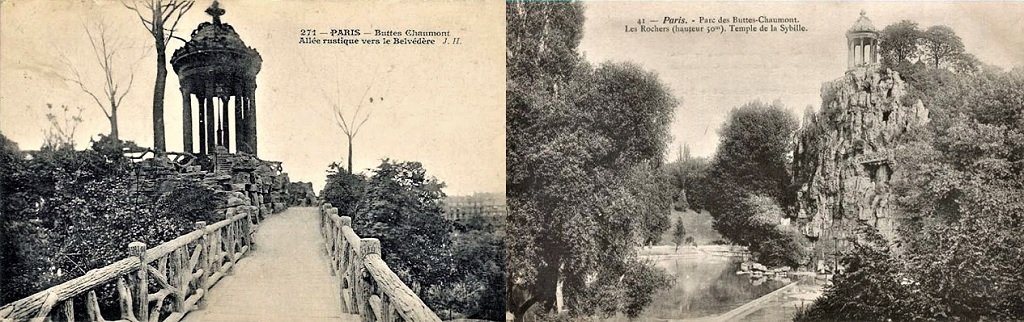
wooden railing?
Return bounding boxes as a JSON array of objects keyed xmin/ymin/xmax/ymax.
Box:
[
  {"xmin": 0, "ymin": 206, "xmax": 259, "ymax": 322},
  {"xmin": 319, "ymin": 204, "xmax": 441, "ymax": 322}
]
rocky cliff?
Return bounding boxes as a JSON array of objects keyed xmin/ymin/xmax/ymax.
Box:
[{"xmin": 790, "ymin": 66, "xmax": 929, "ymax": 254}]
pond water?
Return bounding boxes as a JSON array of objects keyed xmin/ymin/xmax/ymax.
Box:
[{"xmin": 636, "ymin": 256, "xmax": 789, "ymax": 320}]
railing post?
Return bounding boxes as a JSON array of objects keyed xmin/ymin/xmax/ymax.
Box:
[
  {"xmin": 225, "ymin": 210, "xmax": 237, "ymax": 265},
  {"xmin": 244, "ymin": 206, "xmax": 255, "ymax": 249},
  {"xmin": 195, "ymin": 221, "xmax": 210, "ymax": 308},
  {"xmin": 338, "ymin": 216, "xmax": 353, "ymax": 313},
  {"xmin": 358, "ymin": 238, "xmax": 381, "ymax": 320},
  {"xmin": 128, "ymin": 242, "xmax": 149, "ymax": 322}
]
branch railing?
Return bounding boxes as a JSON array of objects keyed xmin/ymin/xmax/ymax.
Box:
[
  {"xmin": 319, "ymin": 203, "xmax": 441, "ymax": 322},
  {"xmin": 0, "ymin": 206, "xmax": 259, "ymax": 322}
]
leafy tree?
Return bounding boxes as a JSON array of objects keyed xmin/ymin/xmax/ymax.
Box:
[
  {"xmin": 664, "ymin": 148, "xmax": 709, "ymax": 212},
  {"xmin": 879, "ymin": 20, "xmax": 922, "ymax": 69},
  {"xmin": 671, "ymin": 217, "xmax": 687, "ymax": 251},
  {"xmin": 921, "ymin": 25, "xmax": 965, "ymax": 69},
  {"xmin": 321, "ymin": 162, "xmax": 367, "ymax": 216},
  {"xmin": 701, "ymin": 101, "xmax": 797, "ymax": 247},
  {"xmin": 507, "ymin": 2, "xmax": 677, "ymax": 318},
  {"xmin": 351, "ymin": 160, "xmax": 453, "ymax": 309}
]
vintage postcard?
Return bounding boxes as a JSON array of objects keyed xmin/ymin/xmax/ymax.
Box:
[
  {"xmin": 1, "ymin": 0, "xmax": 503, "ymax": 321},
  {"xmin": 506, "ymin": 1, "xmax": 1024, "ymax": 321}
]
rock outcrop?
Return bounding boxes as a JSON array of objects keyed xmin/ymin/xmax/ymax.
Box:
[
  {"xmin": 790, "ymin": 65, "xmax": 929, "ymax": 252},
  {"xmin": 132, "ymin": 149, "xmax": 294, "ymax": 221}
]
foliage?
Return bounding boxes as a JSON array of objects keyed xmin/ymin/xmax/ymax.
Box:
[
  {"xmin": 353, "ymin": 160, "xmax": 452, "ymax": 293},
  {"xmin": 90, "ymin": 134, "xmax": 142, "ymax": 161},
  {"xmin": 0, "ymin": 141, "xmax": 219, "ymax": 305},
  {"xmin": 663, "ymin": 152, "xmax": 709, "ymax": 212},
  {"xmin": 441, "ymin": 223, "xmax": 506, "ymax": 320},
  {"xmin": 799, "ymin": 60, "xmax": 1024, "ymax": 321},
  {"xmin": 507, "ymin": 2, "xmax": 677, "ymax": 318},
  {"xmin": 322, "ymin": 159, "xmax": 505, "ymax": 320},
  {"xmin": 879, "ymin": 20, "xmax": 922, "ymax": 69},
  {"xmin": 321, "ymin": 161, "xmax": 367, "ymax": 216},
  {"xmin": 794, "ymin": 228, "xmax": 942, "ymax": 322},
  {"xmin": 698, "ymin": 101, "xmax": 799, "ymax": 264},
  {"xmin": 879, "ymin": 20, "xmax": 978, "ymax": 77},
  {"xmin": 671, "ymin": 217, "xmax": 687, "ymax": 251},
  {"xmin": 920, "ymin": 25, "xmax": 965, "ymax": 69}
]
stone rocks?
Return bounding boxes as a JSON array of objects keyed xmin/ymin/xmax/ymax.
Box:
[{"xmin": 791, "ymin": 65, "xmax": 929, "ymax": 252}]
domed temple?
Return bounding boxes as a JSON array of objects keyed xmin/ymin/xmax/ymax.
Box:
[
  {"xmin": 171, "ymin": 0, "xmax": 262, "ymax": 156},
  {"xmin": 846, "ymin": 10, "xmax": 879, "ymax": 69}
]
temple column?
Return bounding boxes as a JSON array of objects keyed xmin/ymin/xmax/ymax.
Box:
[
  {"xmin": 205, "ymin": 89, "xmax": 216, "ymax": 153},
  {"xmin": 249, "ymin": 85, "xmax": 257, "ymax": 156},
  {"xmin": 234, "ymin": 86, "xmax": 244, "ymax": 153},
  {"xmin": 197, "ymin": 93, "xmax": 207, "ymax": 155},
  {"xmin": 861, "ymin": 38, "xmax": 867, "ymax": 65},
  {"xmin": 181, "ymin": 85, "xmax": 193, "ymax": 153},
  {"xmin": 221, "ymin": 97, "xmax": 230, "ymax": 151},
  {"xmin": 871, "ymin": 39, "xmax": 877, "ymax": 63}
]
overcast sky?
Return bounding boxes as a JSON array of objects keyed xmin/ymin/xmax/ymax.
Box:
[
  {"xmin": 0, "ymin": 0, "xmax": 505, "ymax": 195},
  {"xmin": 578, "ymin": 1, "xmax": 1024, "ymax": 159}
]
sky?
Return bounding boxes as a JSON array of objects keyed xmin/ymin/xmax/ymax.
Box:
[
  {"xmin": 578, "ymin": 1, "xmax": 1024, "ymax": 159},
  {"xmin": 0, "ymin": 0, "xmax": 505, "ymax": 195}
]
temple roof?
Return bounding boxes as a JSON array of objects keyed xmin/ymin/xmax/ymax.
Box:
[
  {"xmin": 171, "ymin": 0, "xmax": 261, "ymax": 79},
  {"xmin": 848, "ymin": 10, "xmax": 877, "ymax": 33}
]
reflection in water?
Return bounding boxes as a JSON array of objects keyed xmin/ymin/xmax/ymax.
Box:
[{"xmin": 641, "ymin": 257, "xmax": 788, "ymax": 320}]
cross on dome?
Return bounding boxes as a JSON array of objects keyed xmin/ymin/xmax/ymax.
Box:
[{"xmin": 206, "ymin": 0, "xmax": 225, "ymax": 25}]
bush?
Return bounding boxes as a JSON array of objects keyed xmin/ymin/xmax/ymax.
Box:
[
  {"xmin": 0, "ymin": 139, "xmax": 220, "ymax": 305},
  {"xmin": 320, "ymin": 162, "xmax": 366, "ymax": 216}
]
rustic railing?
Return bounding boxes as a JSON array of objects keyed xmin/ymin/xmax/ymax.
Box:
[
  {"xmin": 319, "ymin": 203, "xmax": 441, "ymax": 322},
  {"xmin": 0, "ymin": 206, "xmax": 258, "ymax": 322}
]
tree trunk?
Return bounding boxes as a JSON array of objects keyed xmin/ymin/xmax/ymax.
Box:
[
  {"xmin": 151, "ymin": 3, "xmax": 167, "ymax": 152},
  {"xmin": 109, "ymin": 115, "xmax": 119, "ymax": 140},
  {"xmin": 347, "ymin": 135, "xmax": 353, "ymax": 174},
  {"xmin": 152, "ymin": 48, "xmax": 167, "ymax": 151},
  {"xmin": 532, "ymin": 253, "xmax": 561, "ymax": 315},
  {"xmin": 109, "ymin": 98, "xmax": 119, "ymax": 140}
]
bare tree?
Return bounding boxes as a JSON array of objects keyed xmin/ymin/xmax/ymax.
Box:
[
  {"xmin": 58, "ymin": 22, "xmax": 145, "ymax": 141},
  {"xmin": 41, "ymin": 104, "xmax": 85, "ymax": 150},
  {"xmin": 122, "ymin": 0, "xmax": 196, "ymax": 151},
  {"xmin": 331, "ymin": 88, "xmax": 379, "ymax": 174}
]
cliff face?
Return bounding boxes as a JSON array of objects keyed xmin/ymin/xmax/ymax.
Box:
[{"xmin": 791, "ymin": 66, "xmax": 929, "ymax": 251}]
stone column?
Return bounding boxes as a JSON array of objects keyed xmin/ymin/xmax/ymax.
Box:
[
  {"xmin": 198, "ymin": 92, "xmax": 207, "ymax": 155},
  {"xmin": 247, "ymin": 83, "xmax": 258, "ymax": 156},
  {"xmin": 205, "ymin": 90, "xmax": 216, "ymax": 154},
  {"xmin": 221, "ymin": 97, "xmax": 230, "ymax": 151},
  {"xmin": 182, "ymin": 85, "xmax": 193, "ymax": 154},
  {"xmin": 234, "ymin": 86, "xmax": 244, "ymax": 153},
  {"xmin": 871, "ymin": 39, "xmax": 877, "ymax": 64}
]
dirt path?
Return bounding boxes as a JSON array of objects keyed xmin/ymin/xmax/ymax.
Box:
[{"xmin": 182, "ymin": 207, "xmax": 359, "ymax": 322}]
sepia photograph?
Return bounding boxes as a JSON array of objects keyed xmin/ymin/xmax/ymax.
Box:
[
  {"xmin": 1, "ymin": 0, "xmax": 504, "ymax": 321},
  {"xmin": 506, "ymin": 1, "xmax": 1024, "ymax": 321}
]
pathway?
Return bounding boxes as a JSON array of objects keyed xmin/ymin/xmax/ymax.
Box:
[{"xmin": 182, "ymin": 207, "xmax": 359, "ymax": 322}]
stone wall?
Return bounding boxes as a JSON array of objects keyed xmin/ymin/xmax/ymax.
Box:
[
  {"xmin": 790, "ymin": 66, "xmax": 929, "ymax": 255},
  {"xmin": 131, "ymin": 149, "xmax": 294, "ymax": 220},
  {"xmin": 286, "ymin": 181, "xmax": 317, "ymax": 206}
]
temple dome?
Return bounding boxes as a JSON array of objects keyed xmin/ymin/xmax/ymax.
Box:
[
  {"xmin": 848, "ymin": 10, "xmax": 877, "ymax": 33},
  {"xmin": 170, "ymin": 1, "xmax": 261, "ymax": 80}
]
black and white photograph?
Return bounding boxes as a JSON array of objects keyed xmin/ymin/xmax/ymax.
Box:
[
  {"xmin": 506, "ymin": 1, "xmax": 1024, "ymax": 321},
  {"xmin": 1, "ymin": 0, "xmax": 504, "ymax": 321}
]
